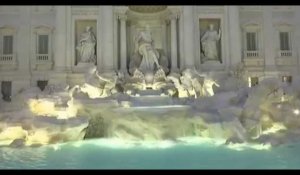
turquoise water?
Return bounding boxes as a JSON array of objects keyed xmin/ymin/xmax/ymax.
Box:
[{"xmin": 0, "ymin": 138, "xmax": 300, "ymax": 169}]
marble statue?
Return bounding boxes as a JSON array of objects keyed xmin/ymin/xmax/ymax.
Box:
[
  {"xmin": 201, "ymin": 78, "xmax": 220, "ymax": 96},
  {"xmin": 180, "ymin": 70, "xmax": 197, "ymax": 97},
  {"xmin": 166, "ymin": 69, "xmax": 197, "ymax": 98},
  {"xmin": 201, "ymin": 24, "xmax": 221, "ymax": 61},
  {"xmin": 76, "ymin": 26, "xmax": 96, "ymax": 63},
  {"xmin": 166, "ymin": 75, "xmax": 187, "ymax": 98},
  {"xmin": 134, "ymin": 28, "xmax": 160, "ymax": 72},
  {"xmin": 192, "ymin": 68, "xmax": 220, "ymax": 97},
  {"xmin": 123, "ymin": 26, "xmax": 170, "ymax": 92},
  {"xmin": 80, "ymin": 83, "xmax": 104, "ymax": 99},
  {"xmin": 129, "ymin": 26, "xmax": 169, "ymax": 76},
  {"xmin": 95, "ymin": 71, "xmax": 119, "ymax": 96},
  {"xmin": 166, "ymin": 68, "xmax": 220, "ymax": 98},
  {"xmin": 78, "ymin": 68, "xmax": 122, "ymax": 99}
]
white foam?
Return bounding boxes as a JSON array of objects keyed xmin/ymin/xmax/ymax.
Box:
[{"xmin": 52, "ymin": 137, "xmax": 272, "ymax": 152}]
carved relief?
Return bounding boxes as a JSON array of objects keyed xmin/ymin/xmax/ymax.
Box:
[
  {"xmin": 195, "ymin": 6, "xmax": 224, "ymax": 14},
  {"xmin": 71, "ymin": 6, "xmax": 98, "ymax": 15},
  {"xmin": 32, "ymin": 6, "xmax": 54, "ymax": 13},
  {"xmin": 128, "ymin": 6, "xmax": 167, "ymax": 13}
]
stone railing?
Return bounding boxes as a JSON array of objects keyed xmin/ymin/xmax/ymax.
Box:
[
  {"xmin": 34, "ymin": 54, "xmax": 52, "ymax": 70},
  {"xmin": 244, "ymin": 50, "xmax": 260, "ymax": 58},
  {"xmin": 0, "ymin": 54, "xmax": 16, "ymax": 64},
  {"xmin": 243, "ymin": 51, "xmax": 264, "ymax": 69},
  {"xmin": 275, "ymin": 50, "xmax": 294, "ymax": 66},
  {"xmin": 278, "ymin": 50, "xmax": 292, "ymax": 57},
  {"xmin": 36, "ymin": 54, "xmax": 50, "ymax": 62}
]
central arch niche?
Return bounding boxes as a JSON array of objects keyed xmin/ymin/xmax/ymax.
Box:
[{"xmin": 125, "ymin": 7, "xmax": 171, "ymax": 71}]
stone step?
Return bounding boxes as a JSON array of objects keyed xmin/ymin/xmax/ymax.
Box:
[
  {"xmin": 136, "ymin": 89, "xmax": 163, "ymax": 96},
  {"xmin": 130, "ymin": 95, "xmax": 172, "ymax": 107}
]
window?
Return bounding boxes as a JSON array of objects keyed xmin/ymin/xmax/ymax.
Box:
[
  {"xmin": 37, "ymin": 80, "xmax": 48, "ymax": 91},
  {"xmin": 38, "ymin": 35, "xmax": 49, "ymax": 54},
  {"xmin": 275, "ymin": 23, "xmax": 293, "ymax": 57},
  {"xmin": 0, "ymin": 26, "xmax": 16, "ymax": 66},
  {"xmin": 33, "ymin": 26, "xmax": 53, "ymax": 65},
  {"xmin": 279, "ymin": 32, "xmax": 290, "ymax": 51},
  {"xmin": 1, "ymin": 81, "xmax": 12, "ymax": 102},
  {"xmin": 282, "ymin": 76, "xmax": 292, "ymax": 84},
  {"xmin": 248, "ymin": 77, "xmax": 259, "ymax": 87},
  {"xmin": 3, "ymin": 35, "xmax": 13, "ymax": 54},
  {"xmin": 242, "ymin": 23, "xmax": 261, "ymax": 58},
  {"xmin": 246, "ymin": 32, "xmax": 257, "ymax": 51}
]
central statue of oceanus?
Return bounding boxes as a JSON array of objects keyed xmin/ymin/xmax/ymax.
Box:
[
  {"xmin": 129, "ymin": 26, "xmax": 169, "ymax": 76},
  {"xmin": 135, "ymin": 29, "xmax": 160, "ymax": 71}
]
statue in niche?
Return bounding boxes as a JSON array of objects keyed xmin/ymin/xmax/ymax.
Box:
[
  {"xmin": 201, "ymin": 23, "xmax": 221, "ymax": 62},
  {"xmin": 134, "ymin": 28, "xmax": 161, "ymax": 72},
  {"xmin": 76, "ymin": 26, "xmax": 96, "ymax": 63},
  {"xmin": 126, "ymin": 26, "xmax": 170, "ymax": 92}
]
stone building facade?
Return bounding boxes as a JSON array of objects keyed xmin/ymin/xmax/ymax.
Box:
[{"xmin": 0, "ymin": 6, "xmax": 299, "ymax": 98}]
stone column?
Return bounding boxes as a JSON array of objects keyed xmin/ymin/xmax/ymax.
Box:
[
  {"xmin": 54, "ymin": 6, "xmax": 66, "ymax": 72},
  {"xmin": 170, "ymin": 14, "xmax": 178, "ymax": 70},
  {"xmin": 228, "ymin": 6, "xmax": 242, "ymax": 67},
  {"xmin": 161, "ymin": 20, "xmax": 167, "ymax": 55},
  {"xmin": 113, "ymin": 13, "xmax": 118, "ymax": 70},
  {"xmin": 178, "ymin": 8, "xmax": 184, "ymax": 69},
  {"xmin": 16, "ymin": 6, "xmax": 31, "ymax": 90},
  {"xmin": 97, "ymin": 6, "xmax": 102, "ymax": 71},
  {"xmin": 18, "ymin": 6, "xmax": 31, "ymax": 73},
  {"xmin": 65, "ymin": 6, "xmax": 72, "ymax": 72},
  {"xmin": 183, "ymin": 6, "xmax": 195, "ymax": 69},
  {"xmin": 49, "ymin": 6, "xmax": 67, "ymax": 86},
  {"xmin": 119, "ymin": 14, "xmax": 127, "ymax": 71},
  {"xmin": 101, "ymin": 6, "xmax": 114, "ymax": 72},
  {"xmin": 263, "ymin": 6, "xmax": 276, "ymax": 72},
  {"xmin": 294, "ymin": 6, "xmax": 300, "ymax": 73}
]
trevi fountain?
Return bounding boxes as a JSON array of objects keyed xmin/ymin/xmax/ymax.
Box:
[{"xmin": 1, "ymin": 5, "xmax": 300, "ymax": 169}]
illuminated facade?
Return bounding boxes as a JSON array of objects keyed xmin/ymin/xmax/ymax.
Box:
[{"xmin": 0, "ymin": 6, "xmax": 299, "ymax": 98}]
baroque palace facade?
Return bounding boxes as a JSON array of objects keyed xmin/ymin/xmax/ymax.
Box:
[{"xmin": 0, "ymin": 6, "xmax": 299, "ymax": 99}]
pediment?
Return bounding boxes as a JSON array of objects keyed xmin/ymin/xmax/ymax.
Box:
[
  {"xmin": 242, "ymin": 21, "xmax": 261, "ymax": 31},
  {"xmin": 274, "ymin": 22, "xmax": 293, "ymax": 31},
  {"xmin": 33, "ymin": 25, "xmax": 54, "ymax": 33},
  {"xmin": 0, "ymin": 25, "xmax": 17, "ymax": 35}
]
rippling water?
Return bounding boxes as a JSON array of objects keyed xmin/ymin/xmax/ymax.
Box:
[{"xmin": 0, "ymin": 138, "xmax": 300, "ymax": 169}]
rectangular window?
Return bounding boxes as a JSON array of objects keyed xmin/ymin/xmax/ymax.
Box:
[
  {"xmin": 37, "ymin": 80, "xmax": 48, "ymax": 91},
  {"xmin": 246, "ymin": 32, "xmax": 257, "ymax": 51},
  {"xmin": 282, "ymin": 76, "xmax": 292, "ymax": 84},
  {"xmin": 3, "ymin": 35, "xmax": 13, "ymax": 55},
  {"xmin": 38, "ymin": 35, "xmax": 49, "ymax": 54},
  {"xmin": 1, "ymin": 81, "xmax": 12, "ymax": 102},
  {"xmin": 279, "ymin": 32, "xmax": 290, "ymax": 51},
  {"xmin": 248, "ymin": 77, "xmax": 259, "ymax": 87}
]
